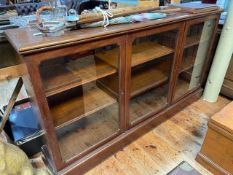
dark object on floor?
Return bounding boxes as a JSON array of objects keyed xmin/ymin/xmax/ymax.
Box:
[
  {"xmin": 2, "ymin": 98, "xmax": 44, "ymax": 157},
  {"xmin": 8, "ymin": 101, "xmax": 41, "ymax": 141},
  {"xmin": 167, "ymin": 161, "xmax": 202, "ymax": 175}
]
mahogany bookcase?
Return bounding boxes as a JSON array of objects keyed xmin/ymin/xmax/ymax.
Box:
[{"xmin": 6, "ymin": 9, "xmax": 221, "ymax": 175}]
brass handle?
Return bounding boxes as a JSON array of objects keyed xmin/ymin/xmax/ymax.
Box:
[{"xmin": 36, "ymin": 6, "xmax": 54, "ymax": 26}]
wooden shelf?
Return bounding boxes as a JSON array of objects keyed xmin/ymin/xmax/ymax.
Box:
[
  {"xmin": 174, "ymin": 78, "xmax": 190, "ymax": 100},
  {"xmin": 50, "ymin": 85, "xmax": 117, "ymax": 129},
  {"xmin": 185, "ymin": 34, "xmax": 212, "ymax": 49},
  {"xmin": 131, "ymin": 68, "xmax": 168, "ymax": 97},
  {"xmin": 40, "ymin": 57, "xmax": 117, "ymax": 97},
  {"xmin": 95, "ymin": 42, "xmax": 174, "ymax": 68},
  {"xmin": 57, "ymin": 103, "xmax": 119, "ymax": 160},
  {"xmin": 180, "ymin": 56, "xmax": 195, "ymax": 73},
  {"xmin": 180, "ymin": 70, "xmax": 192, "ymax": 82},
  {"xmin": 97, "ymin": 67, "xmax": 168, "ymax": 98},
  {"xmin": 130, "ymin": 84, "xmax": 168, "ymax": 124},
  {"xmin": 185, "ymin": 35, "xmax": 201, "ymax": 48}
]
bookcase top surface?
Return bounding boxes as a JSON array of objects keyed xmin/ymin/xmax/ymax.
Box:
[{"xmin": 5, "ymin": 9, "xmax": 221, "ymax": 55}]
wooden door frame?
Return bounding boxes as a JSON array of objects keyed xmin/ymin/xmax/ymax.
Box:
[
  {"xmin": 124, "ymin": 22, "xmax": 185, "ymax": 128},
  {"xmin": 171, "ymin": 14, "xmax": 220, "ymax": 104},
  {"xmin": 23, "ymin": 35, "xmax": 126, "ymax": 172}
]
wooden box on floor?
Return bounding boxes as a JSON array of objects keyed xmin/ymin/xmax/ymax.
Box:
[{"xmin": 196, "ymin": 102, "xmax": 233, "ymax": 175}]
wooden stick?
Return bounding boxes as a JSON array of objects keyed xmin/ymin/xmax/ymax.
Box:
[
  {"xmin": 0, "ymin": 77, "xmax": 23, "ymax": 133},
  {"xmin": 78, "ymin": 6, "xmax": 181, "ymax": 25},
  {"xmin": 78, "ymin": 6, "xmax": 160, "ymax": 24}
]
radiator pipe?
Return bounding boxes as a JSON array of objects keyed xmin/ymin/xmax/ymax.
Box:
[{"xmin": 203, "ymin": 0, "xmax": 233, "ymax": 102}]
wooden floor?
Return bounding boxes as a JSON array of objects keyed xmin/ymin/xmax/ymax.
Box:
[{"xmin": 85, "ymin": 96, "xmax": 230, "ymax": 175}]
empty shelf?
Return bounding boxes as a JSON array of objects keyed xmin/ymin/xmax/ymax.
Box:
[
  {"xmin": 180, "ymin": 56, "xmax": 195, "ymax": 73},
  {"xmin": 40, "ymin": 57, "xmax": 117, "ymax": 97},
  {"xmin": 97, "ymin": 67, "xmax": 168, "ymax": 98},
  {"xmin": 95, "ymin": 42, "xmax": 174, "ymax": 68},
  {"xmin": 131, "ymin": 68, "xmax": 168, "ymax": 97},
  {"xmin": 50, "ymin": 85, "xmax": 117, "ymax": 129},
  {"xmin": 185, "ymin": 35, "xmax": 200, "ymax": 48}
]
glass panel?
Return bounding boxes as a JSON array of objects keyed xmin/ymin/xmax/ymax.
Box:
[
  {"xmin": 39, "ymin": 44, "xmax": 120, "ymax": 161},
  {"xmin": 174, "ymin": 19, "xmax": 216, "ymax": 101},
  {"xmin": 129, "ymin": 30, "xmax": 178, "ymax": 124}
]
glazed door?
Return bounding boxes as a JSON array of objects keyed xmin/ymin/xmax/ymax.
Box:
[
  {"xmin": 34, "ymin": 36, "xmax": 125, "ymax": 167},
  {"xmin": 173, "ymin": 16, "xmax": 219, "ymax": 102},
  {"xmin": 126, "ymin": 23, "xmax": 184, "ymax": 126}
]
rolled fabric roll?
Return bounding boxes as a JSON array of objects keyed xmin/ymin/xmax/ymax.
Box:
[{"xmin": 81, "ymin": 12, "xmax": 166, "ymax": 28}]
